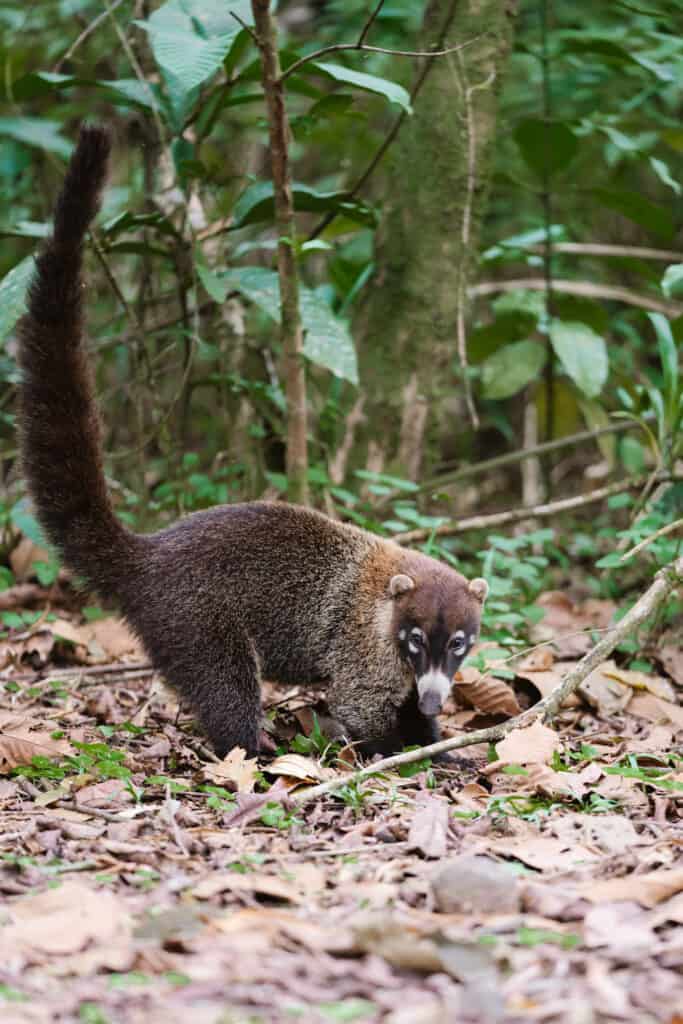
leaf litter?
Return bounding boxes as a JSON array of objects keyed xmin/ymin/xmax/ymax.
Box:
[{"xmin": 0, "ymin": 593, "xmax": 681, "ymax": 1022}]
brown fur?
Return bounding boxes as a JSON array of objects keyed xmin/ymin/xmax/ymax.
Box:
[{"xmin": 17, "ymin": 126, "xmax": 487, "ymax": 759}]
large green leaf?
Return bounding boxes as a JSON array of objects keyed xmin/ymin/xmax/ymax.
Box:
[
  {"xmin": 480, "ymin": 340, "xmax": 547, "ymax": 399},
  {"xmin": 310, "ymin": 62, "xmax": 412, "ymax": 113},
  {"xmin": 0, "ymin": 117, "xmax": 72, "ymax": 157},
  {"xmin": 136, "ymin": 0, "xmax": 252, "ymax": 114},
  {"xmin": 549, "ymin": 320, "xmax": 608, "ymax": 398},
  {"xmin": 232, "ymin": 181, "xmax": 375, "ymax": 228},
  {"xmin": 0, "ymin": 255, "xmax": 34, "ymax": 342},
  {"xmin": 515, "ymin": 118, "xmax": 578, "ymax": 179},
  {"xmin": 593, "ymin": 187, "xmax": 673, "ymax": 240},
  {"xmin": 205, "ymin": 266, "xmax": 358, "ymax": 384}
]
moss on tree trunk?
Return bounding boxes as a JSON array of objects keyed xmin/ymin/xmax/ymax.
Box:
[{"xmin": 345, "ymin": 0, "xmax": 516, "ymax": 485}]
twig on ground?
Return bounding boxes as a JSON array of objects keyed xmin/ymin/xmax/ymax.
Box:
[{"xmin": 289, "ymin": 556, "xmax": 683, "ymax": 806}]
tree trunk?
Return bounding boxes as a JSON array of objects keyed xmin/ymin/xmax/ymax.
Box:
[{"xmin": 344, "ymin": 0, "xmax": 516, "ymax": 486}]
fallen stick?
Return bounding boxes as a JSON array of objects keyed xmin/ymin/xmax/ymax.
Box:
[{"xmin": 290, "ymin": 556, "xmax": 683, "ymax": 806}]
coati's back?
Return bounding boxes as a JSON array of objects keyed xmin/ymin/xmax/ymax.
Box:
[{"xmin": 17, "ymin": 126, "xmax": 488, "ymax": 759}]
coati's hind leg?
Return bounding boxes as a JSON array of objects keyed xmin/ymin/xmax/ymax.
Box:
[{"xmin": 169, "ymin": 629, "xmax": 262, "ymax": 758}]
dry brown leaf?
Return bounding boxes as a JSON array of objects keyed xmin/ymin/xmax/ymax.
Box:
[
  {"xmin": 193, "ymin": 871, "xmax": 305, "ymax": 903},
  {"xmin": 9, "ymin": 536, "xmax": 50, "ymax": 582},
  {"xmin": 518, "ymin": 764, "xmax": 588, "ymax": 800},
  {"xmin": 454, "ymin": 666, "xmax": 520, "ymax": 716},
  {"xmin": 203, "ymin": 746, "xmax": 259, "ymax": 792},
  {"xmin": 578, "ymin": 660, "xmax": 632, "ymax": 717},
  {"xmin": 530, "ymin": 592, "xmax": 615, "ymax": 657},
  {"xmin": 551, "ymin": 813, "xmax": 640, "ymax": 856},
  {"xmin": 517, "ymin": 646, "xmax": 555, "ymax": 672},
  {"xmin": 0, "ymin": 881, "xmax": 133, "ymax": 973},
  {"xmin": 602, "ymin": 663, "xmax": 676, "ymax": 703},
  {"xmin": 624, "ymin": 724, "xmax": 675, "ymax": 753},
  {"xmin": 628, "ymin": 693, "xmax": 683, "ymax": 730},
  {"xmin": 487, "ymin": 836, "xmax": 600, "ymax": 871},
  {"xmin": 495, "ymin": 720, "xmax": 560, "ymax": 766},
  {"xmin": 264, "ymin": 753, "xmax": 330, "ymax": 784},
  {"xmin": 0, "ymin": 711, "xmax": 72, "ymax": 772},
  {"xmin": 515, "ymin": 667, "xmax": 581, "ymax": 707},
  {"xmin": 49, "ymin": 616, "xmax": 142, "ymax": 664},
  {"xmin": 580, "ymin": 867, "xmax": 683, "ymax": 907},
  {"xmin": 658, "ymin": 643, "xmax": 683, "ymax": 686},
  {"xmin": 408, "ymin": 793, "xmax": 448, "ymax": 859}
]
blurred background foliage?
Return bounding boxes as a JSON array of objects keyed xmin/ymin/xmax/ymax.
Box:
[{"xmin": 0, "ymin": 0, "xmax": 681, "ymax": 631}]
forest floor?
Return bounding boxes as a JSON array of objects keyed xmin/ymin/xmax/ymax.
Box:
[{"xmin": 0, "ymin": 585, "xmax": 682, "ymax": 1024}]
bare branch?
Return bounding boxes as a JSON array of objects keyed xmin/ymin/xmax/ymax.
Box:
[
  {"xmin": 393, "ymin": 473, "xmax": 680, "ymax": 544},
  {"xmin": 290, "ymin": 556, "xmax": 683, "ymax": 806},
  {"xmin": 280, "ymin": 39, "xmax": 476, "ymax": 83},
  {"xmin": 470, "ymin": 277, "xmax": 683, "ymax": 318},
  {"xmin": 527, "ymin": 242, "xmax": 683, "ymax": 262},
  {"xmin": 621, "ymin": 516, "xmax": 683, "ymax": 562}
]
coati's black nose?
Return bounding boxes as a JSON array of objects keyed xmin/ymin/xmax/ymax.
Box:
[{"xmin": 418, "ymin": 689, "xmax": 443, "ymax": 717}]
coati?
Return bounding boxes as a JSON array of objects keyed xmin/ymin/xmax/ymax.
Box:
[{"xmin": 17, "ymin": 125, "xmax": 488, "ymax": 760}]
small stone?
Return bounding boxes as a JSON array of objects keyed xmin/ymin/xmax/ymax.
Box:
[{"xmin": 431, "ymin": 854, "xmax": 520, "ymax": 914}]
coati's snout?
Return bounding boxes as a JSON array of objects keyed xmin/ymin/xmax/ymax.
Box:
[{"xmin": 390, "ymin": 570, "xmax": 488, "ymax": 717}]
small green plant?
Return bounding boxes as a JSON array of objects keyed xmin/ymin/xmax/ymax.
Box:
[
  {"xmin": 289, "ymin": 713, "xmax": 340, "ymax": 762},
  {"xmin": 259, "ymin": 802, "xmax": 302, "ymax": 830}
]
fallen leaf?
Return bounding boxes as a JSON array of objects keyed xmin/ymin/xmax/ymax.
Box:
[
  {"xmin": 203, "ymin": 746, "xmax": 259, "ymax": 792},
  {"xmin": 580, "ymin": 867, "xmax": 683, "ymax": 907},
  {"xmin": 516, "ymin": 647, "xmax": 555, "ymax": 672},
  {"xmin": 487, "ymin": 836, "xmax": 600, "ymax": 871},
  {"xmin": 514, "ymin": 667, "xmax": 581, "ymax": 707},
  {"xmin": 519, "ymin": 764, "xmax": 588, "ymax": 800},
  {"xmin": 629, "ymin": 693, "xmax": 683, "ymax": 729},
  {"xmin": 0, "ymin": 711, "xmax": 73, "ymax": 772},
  {"xmin": 583, "ymin": 901, "xmax": 655, "ymax": 955},
  {"xmin": 602, "ymin": 663, "xmax": 676, "ymax": 703},
  {"xmin": 495, "ymin": 720, "xmax": 560, "ymax": 766},
  {"xmin": 550, "ymin": 813, "xmax": 640, "ymax": 855},
  {"xmin": 192, "ymin": 871, "xmax": 305, "ymax": 904},
  {"xmin": 0, "ymin": 881, "xmax": 132, "ymax": 973},
  {"xmin": 658, "ymin": 643, "xmax": 683, "ymax": 686},
  {"xmin": 454, "ymin": 666, "xmax": 520, "ymax": 716},
  {"xmin": 264, "ymin": 753, "xmax": 329, "ymax": 784},
  {"xmin": 9, "ymin": 536, "xmax": 50, "ymax": 582},
  {"xmin": 408, "ymin": 793, "xmax": 449, "ymax": 859},
  {"xmin": 578, "ymin": 660, "xmax": 632, "ymax": 717}
]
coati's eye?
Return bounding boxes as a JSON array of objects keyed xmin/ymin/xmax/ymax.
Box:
[
  {"xmin": 449, "ymin": 630, "xmax": 467, "ymax": 655},
  {"xmin": 408, "ymin": 627, "xmax": 426, "ymax": 654}
]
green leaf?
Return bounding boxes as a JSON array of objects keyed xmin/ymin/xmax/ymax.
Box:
[
  {"xmin": 0, "ymin": 255, "xmax": 34, "ymax": 342},
  {"xmin": 232, "ymin": 181, "xmax": 375, "ymax": 228},
  {"xmin": 650, "ymin": 157, "xmax": 681, "ymax": 196},
  {"xmin": 310, "ymin": 62, "xmax": 412, "ymax": 112},
  {"xmin": 480, "ymin": 340, "xmax": 547, "ymax": 399},
  {"xmin": 213, "ymin": 267, "xmax": 358, "ymax": 384},
  {"xmin": 661, "ymin": 264, "xmax": 683, "ymax": 300},
  {"xmin": 592, "ymin": 187, "xmax": 673, "ymax": 240},
  {"xmin": 137, "ymin": 0, "xmax": 253, "ymax": 114},
  {"xmin": 647, "ymin": 312, "xmax": 678, "ymax": 416},
  {"xmin": 515, "ymin": 118, "xmax": 578, "ymax": 178},
  {"xmin": 12, "ymin": 71, "xmax": 77, "ymax": 99},
  {"xmin": 0, "ymin": 117, "xmax": 72, "ymax": 157},
  {"xmin": 549, "ymin": 321, "xmax": 608, "ymax": 398}
]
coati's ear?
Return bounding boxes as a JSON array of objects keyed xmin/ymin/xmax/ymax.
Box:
[
  {"xmin": 468, "ymin": 577, "xmax": 489, "ymax": 604},
  {"xmin": 389, "ymin": 573, "xmax": 415, "ymax": 598}
]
